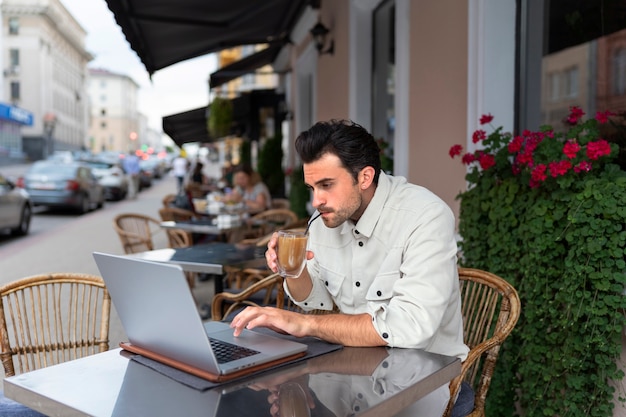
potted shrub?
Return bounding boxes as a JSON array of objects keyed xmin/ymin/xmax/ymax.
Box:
[{"xmin": 450, "ymin": 108, "xmax": 626, "ymax": 416}]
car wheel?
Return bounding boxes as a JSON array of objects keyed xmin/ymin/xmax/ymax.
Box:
[
  {"xmin": 77, "ymin": 194, "xmax": 90, "ymax": 214},
  {"xmin": 11, "ymin": 204, "xmax": 31, "ymax": 236},
  {"xmin": 96, "ymin": 193, "xmax": 105, "ymax": 209}
]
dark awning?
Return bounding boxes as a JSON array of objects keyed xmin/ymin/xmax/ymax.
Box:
[
  {"xmin": 104, "ymin": 0, "xmax": 312, "ymax": 76},
  {"xmin": 162, "ymin": 107, "xmax": 212, "ymax": 147},
  {"xmin": 209, "ymin": 43, "xmax": 283, "ymax": 89}
]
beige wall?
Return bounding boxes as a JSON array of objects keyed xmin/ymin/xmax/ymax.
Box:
[
  {"xmin": 316, "ymin": 1, "xmax": 350, "ymax": 122},
  {"xmin": 407, "ymin": 1, "xmax": 468, "ymax": 220},
  {"xmin": 310, "ymin": 0, "xmax": 469, "ymax": 221}
]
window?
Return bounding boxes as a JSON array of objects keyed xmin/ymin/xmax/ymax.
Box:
[
  {"xmin": 10, "ymin": 82, "xmax": 20, "ymax": 101},
  {"xmin": 549, "ymin": 72, "xmax": 560, "ymax": 101},
  {"xmin": 8, "ymin": 17, "xmax": 19, "ymax": 35},
  {"xmin": 613, "ymin": 48, "xmax": 626, "ymax": 95},
  {"xmin": 519, "ymin": 0, "xmax": 626, "ymax": 130},
  {"xmin": 564, "ymin": 67, "xmax": 579, "ymax": 98},
  {"xmin": 9, "ymin": 49, "xmax": 19, "ymax": 68},
  {"xmin": 372, "ymin": 0, "xmax": 395, "ymax": 157}
]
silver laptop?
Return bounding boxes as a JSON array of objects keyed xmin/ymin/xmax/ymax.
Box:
[{"xmin": 93, "ymin": 252, "xmax": 307, "ymax": 377}]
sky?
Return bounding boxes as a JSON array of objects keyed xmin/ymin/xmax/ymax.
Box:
[{"xmin": 59, "ymin": 0, "xmax": 217, "ymax": 137}]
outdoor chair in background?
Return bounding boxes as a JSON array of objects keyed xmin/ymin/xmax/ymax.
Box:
[
  {"xmin": 270, "ymin": 198, "xmax": 290, "ymax": 210},
  {"xmin": 158, "ymin": 206, "xmax": 198, "ymax": 222},
  {"xmin": 113, "ymin": 213, "xmax": 162, "ymax": 254},
  {"xmin": 443, "ymin": 268, "xmax": 521, "ymax": 417},
  {"xmin": 0, "ymin": 273, "xmax": 111, "ymax": 377},
  {"xmin": 162, "ymin": 193, "xmax": 177, "ymax": 207},
  {"xmin": 164, "ymin": 228, "xmax": 196, "ymax": 289},
  {"xmin": 241, "ymin": 208, "xmax": 299, "ymax": 241}
]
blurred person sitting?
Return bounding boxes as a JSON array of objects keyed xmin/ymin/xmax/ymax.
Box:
[{"xmin": 223, "ymin": 164, "xmax": 272, "ymax": 214}]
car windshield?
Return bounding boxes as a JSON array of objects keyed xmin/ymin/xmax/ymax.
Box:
[{"xmin": 29, "ymin": 163, "xmax": 77, "ymax": 176}]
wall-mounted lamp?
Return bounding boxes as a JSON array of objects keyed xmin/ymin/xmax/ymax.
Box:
[{"xmin": 310, "ymin": 21, "xmax": 334, "ymax": 55}]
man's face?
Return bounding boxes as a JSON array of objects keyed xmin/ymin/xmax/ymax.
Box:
[{"xmin": 304, "ymin": 153, "xmax": 364, "ymax": 228}]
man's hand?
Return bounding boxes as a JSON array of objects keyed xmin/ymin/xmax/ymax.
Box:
[
  {"xmin": 266, "ymin": 232, "xmax": 315, "ymax": 275},
  {"xmin": 230, "ymin": 306, "xmax": 310, "ymax": 337}
]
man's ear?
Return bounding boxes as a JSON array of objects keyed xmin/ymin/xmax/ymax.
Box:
[{"xmin": 359, "ymin": 166, "xmax": 375, "ymax": 189}]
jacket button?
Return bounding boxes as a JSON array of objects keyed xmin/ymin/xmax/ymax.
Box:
[{"xmin": 358, "ymin": 241, "xmax": 363, "ymax": 247}]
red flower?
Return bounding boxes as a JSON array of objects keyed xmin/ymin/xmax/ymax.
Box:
[
  {"xmin": 472, "ymin": 130, "xmax": 487, "ymax": 143},
  {"xmin": 479, "ymin": 114, "xmax": 494, "ymax": 125},
  {"xmin": 508, "ymin": 136, "xmax": 523, "ymax": 153},
  {"xmin": 574, "ymin": 161, "xmax": 592, "ymax": 173},
  {"xmin": 567, "ymin": 106, "xmax": 585, "ymax": 124},
  {"xmin": 461, "ymin": 153, "xmax": 476, "ymax": 165},
  {"xmin": 449, "ymin": 144, "xmax": 463, "ymax": 158},
  {"xmin": 479, "ymin": 153, "xmax": 496, "ymax": 170},
  {"xmin": 530, "ymin": 164, "xmax": 547, "ymax": 188},
  {"xmin": 548, "ymin": 160, "xmax": 572, "ymax": 178},
  {"xmin": 562, "ymin": 140, "xmax": 580, "ymax": 159},
  {"xmin": 595, "ymin": 110, "xmax": 614, "ymax": 124},
  {"xmin": 586, "ymin": 139, "xmax": 611, "ymax": 160}
]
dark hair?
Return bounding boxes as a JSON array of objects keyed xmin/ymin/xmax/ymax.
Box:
[
  {"xmin": 295, "ymin": 120, "xmax": 382, "ymax": 184},
  {"xmin": 232, "ymin": 164, "xmax": 253, "ymax": 177}
]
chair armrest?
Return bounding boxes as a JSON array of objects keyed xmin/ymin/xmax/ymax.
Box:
[{"xmin": 211, "ymin": 273, "xmax": 284, "ymax": 320}]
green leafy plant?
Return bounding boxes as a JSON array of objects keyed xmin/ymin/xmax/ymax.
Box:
[
  {"xmin": 207, "ymin": 97, "xmax": 233, "ymax": 139},
  {"xmin": 450, "ymin": 107, "xmax": 626, "ymax": 416},
  {"xmin": 288, "ymin": 165, "xmax": 309, "ymax": 219},
  {"xmin": 257, "ymin": 134, "xmax": 285, "ymax": 197}
]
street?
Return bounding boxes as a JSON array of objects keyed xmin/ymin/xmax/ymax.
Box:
[{"xmin": 0, "ymin": 165, "xmax": 184, "ymax": 370}]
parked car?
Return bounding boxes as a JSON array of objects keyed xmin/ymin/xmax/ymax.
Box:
[
  {"xmin": 81, "ymin": 159, "xmax": 128, "ymax": 201},
  {"xmin": 18, "ymin": 161, "xmax": 105, "ymax": 214},
  {"xmin": 0, "ymin": 173, "xmax": 31, "ymax": 235}
]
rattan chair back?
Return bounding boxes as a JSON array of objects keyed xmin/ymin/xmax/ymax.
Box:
[
  {"xmin": 113, "ymin": 213, "xmax": 161, "ymax": 254},
  {"xmin": 0, "ymin": 273, "xmax": 111, "ymax": 377},
  {"xmin": 443, "ymin": 267, "xmax": 521, "ymax": 417},
  {"xmin": 212, "ymin": 272, "xmax": 338, "ymax": 321}
]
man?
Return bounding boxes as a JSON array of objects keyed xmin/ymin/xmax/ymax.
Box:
[
  {"xmin": 122, "ymin": 151, "xmax": 141, "ymax": 199},
  {"xmin": 232, "ymin": 119, "xmax": 467, "ymax": 357}
]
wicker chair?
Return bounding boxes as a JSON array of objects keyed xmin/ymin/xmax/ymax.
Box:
[
  {"xmin": 212, "ymin": 272, "xmax": 338, "ymax": 321},
  {"xmin": 240, "ymin": 208, "xmax": 299, "ymax": 241},
  {"xmin": 0, "ymin": 273, "xmax": 111, "ymax": 377},
  {"xmin": 212, "ymin": 266, "xmax": 521, "ymax": 417},
  {"xmin": 443, "ymin": 267, "xmax": 521, "ymax": 417},
  {"xmin": 158, "ymin": 206, "xmax": 198, "ymax": 222},
  {"xmin": 270, "ymin": 198, "xmax": 291, "ymax": 210},
  {"xmin": 113, "ymin": 213, "xmax": 162, "ymax": 254},
  {"xmin": 162, "ymin": 193, "xmax": 177, "ymax": 207}
]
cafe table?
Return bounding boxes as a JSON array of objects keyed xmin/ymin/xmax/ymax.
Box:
[
  {"xmin": 125, "ymin": 242, "xmax": 266, "ymax": 287},
  {"xmin": 4, "ymin": 344, "xmax": 461, "ymax": 417}
]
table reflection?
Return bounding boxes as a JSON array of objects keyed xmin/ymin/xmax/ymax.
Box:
[{"xmin": 112, "ymin": 347, "xmax": 457, "ymax": 417}]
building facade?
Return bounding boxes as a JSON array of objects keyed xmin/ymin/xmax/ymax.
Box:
[
  {"xmin": 1, "ymin": 0, "xmax": 91, "ymax": 160},
  {"xmin": 87, "ymin": 68, "xmax": 142, "ymax": 153}
]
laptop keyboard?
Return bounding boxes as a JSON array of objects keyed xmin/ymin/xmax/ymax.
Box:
[{"xmin": 209, "ymin": 338, "xmax": 260, "ymax": 364}]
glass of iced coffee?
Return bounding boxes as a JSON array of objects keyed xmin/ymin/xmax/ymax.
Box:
[{"xmin": 276, "ymin": 230, "xmax": 308, "ymax": 278}]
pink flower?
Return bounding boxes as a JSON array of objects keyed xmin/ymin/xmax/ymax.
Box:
[
  {"xmin": 586, "ymin": 139, "xmax": 611, "ymax": 160},
  {"xmin": 472, "ymin": 130, "xmax": 487, "ymax": 143},
  {"xmin": 562, "ymin": 140, "xmax": 580, "ymax": 159},
  {"xmin": 567, "ymin": 106, "xmax": 585, "ymax": 124},
  {"xmin": 574, "ymin": 161, "xmax": 592, "ymax": 173},
  {"xmin": 480, "ymin": 114, "xmax": 494, "ymax": 125},
  {"xmin": 479, "ymin": 153, "xmax": 496, "ymax": 170},
  {"xmin": 449, "ymin": 144, "xmax": 463, "ymax": 158},
  {"xmin": 595, "ymin": 110, "xmax": 614, "ymax": 124}
]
